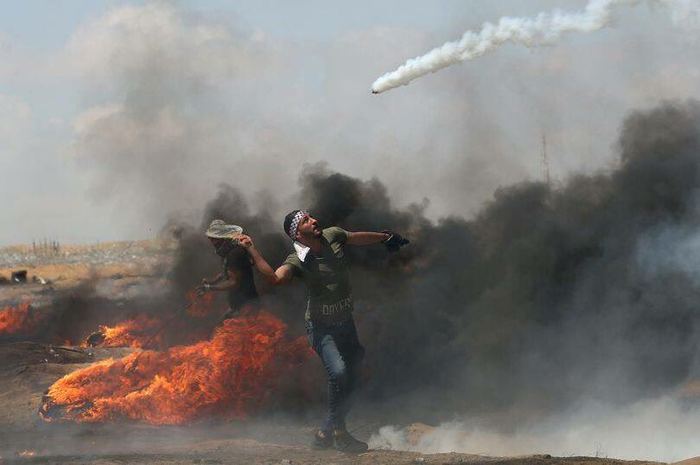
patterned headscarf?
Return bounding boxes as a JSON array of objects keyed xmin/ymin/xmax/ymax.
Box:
[{"xmin": 286, "ymin": 210, "xmax": 308, "ymax": 239}]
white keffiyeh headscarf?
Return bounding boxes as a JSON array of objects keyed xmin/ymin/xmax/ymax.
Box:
[
  {"xmin": 286, "ymin": 210, "xmax": 308, "ymax": 240},
  {"xmin": 286, "ymin": 210, "xmax": 311, "ymax": 261}
]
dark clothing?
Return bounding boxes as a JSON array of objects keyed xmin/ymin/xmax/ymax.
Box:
[
  {"xmin": 217, "ymin": 243, "xmax": 259, "ymax": 312},
  {"xmin": 305, "ymin": 318, "xmax": 364, "ymax": 432},
  {"xmin": 285, "ymin": 226, "xmax": 363, "ymax": 432},
  {"xmin": 284, "ymin": 227, "xmax": 354, "ymax": 324}
]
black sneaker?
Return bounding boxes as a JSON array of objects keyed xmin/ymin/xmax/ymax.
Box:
[
  {"xmin": 311, "ymin": 429, "xmax": 333, "ymax": 450},
  {"xmin": 333, "ymin": 429, "xmax": 368, "ymax": 454}
]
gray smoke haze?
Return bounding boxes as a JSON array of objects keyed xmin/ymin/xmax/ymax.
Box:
[
  {"xmin": 180, "ymin": 101, "xmax": 700, "ymax": 398},
  {"xmin": 23, "ymin": 0, "xmax": 694, "ymax": 245},
  {"xmin": 368, "ymin": 396, "xmax": 700, "ymax": 460},
  {"xmin": 295, "ymin": 102, "xmax": 700, "ymax": 415},
  {"xmin": 154, "ymin": 97, "xmax": 700, "ymax": 416},
  {"xmin": 160, "ymin": 100, "xmax": 700, "ymax": 461}
]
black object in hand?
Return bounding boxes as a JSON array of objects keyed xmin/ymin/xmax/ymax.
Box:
[{"xmin": 382, "ymin": 230, "xmax": 410, "ymax": 252}]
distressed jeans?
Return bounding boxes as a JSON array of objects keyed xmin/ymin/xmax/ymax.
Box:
[{"xmin": 305, "ymin": 318, "xmax": 365, "ymax": 432}]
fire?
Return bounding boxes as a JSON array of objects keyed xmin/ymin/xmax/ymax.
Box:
[
  {"xmin": 41, "ymin": 311, "xmax": 311, "ymax": 425},
  {"xmin": 185, "ymin": 290, "xmax": 215, "ymax": 317},
  {"xmin": 85, "ymin": 315, "xmax": 163, "ymax": 348},
  {"xmin": 0, "ymin": 302, "xmax": 40, "ymax": 336}
]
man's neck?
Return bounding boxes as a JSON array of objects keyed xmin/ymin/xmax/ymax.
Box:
[{"xmin": 298, "ymin": 236, "xmax": 323, "ymax": 254}]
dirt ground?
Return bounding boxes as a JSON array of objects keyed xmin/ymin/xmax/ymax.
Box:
[
  {"xmin": 0, "ymin": 334, "xmax": 688, "ymax": 465},
  {"xmin": 0, "ymin": 241, "xmax": 697, "ymax": 465},
  {"xmin": 0, "ymin": 240, "xmax": 173, "ymax": 307},
  {"xmin": 0, "ymin": 342, "xmax": 673, "ymax": 465}
]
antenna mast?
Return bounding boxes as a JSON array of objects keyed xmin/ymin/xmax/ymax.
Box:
[{"xmin": 541, "ymin": 133, "xmax": 551, "ymax": 186}]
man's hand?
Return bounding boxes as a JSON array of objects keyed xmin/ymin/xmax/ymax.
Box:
[
  {"xmin": 237, "ymin": 234, "xmax": 254, "ymax": 249},
  {"xmin": 382, "ymin": 230, "xmax": 410, "ymax": 252},
  {"xmin": 195, "ymin": 284, "xmax": 209, "ymax": 296},
  {"xmin": 195, "ymin": 279, "xmax": 211, "ymax": 296},
  {"xmin": 244, "ymin": 237, "xmax": 294, "ymax": 286}
]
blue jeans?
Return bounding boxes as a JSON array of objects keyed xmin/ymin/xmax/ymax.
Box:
[{"xmin": 305, "ymin": 318, "xmax": 365, "ymax": 432}]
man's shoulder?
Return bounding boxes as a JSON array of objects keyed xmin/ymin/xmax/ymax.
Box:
[
  {"xmin": 322, "ymin": 226, "xmax": 348, "ymax": 244},
  {"xmin": 283, "ymin": 251, "xmax": 302, "ymax": 268}
]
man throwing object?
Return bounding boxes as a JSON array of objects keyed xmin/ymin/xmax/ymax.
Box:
[
  {"xmin": 197, "ymin": 220, "xmax": 259, "ymax": 321},
  {"xmin": 237, "ymin": 210, "xmax": 408, "ymax": 453}
]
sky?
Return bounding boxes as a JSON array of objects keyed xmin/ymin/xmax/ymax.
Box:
[{"xmin": 1, "ymin": 0, "xmax": 699, "ymax": 245}]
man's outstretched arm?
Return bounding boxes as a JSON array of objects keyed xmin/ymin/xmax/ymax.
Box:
[
  {"xmin": 347, "ymin": 230, "xmax": 410, "ymax": 252},
  {"xmin": 237, "ymin": 235, "xmax": 294, "ymax": 285},
  {"xmin": 346, "ymin": 231, "xmax": 390, "ymax": 246},
  {"xmin": 202, "ymin": 272, "xmax": 225, "ymax": 285},
  {"xmin": 196, "ymin": 272, "xmax": 239, "ymax": 295}
]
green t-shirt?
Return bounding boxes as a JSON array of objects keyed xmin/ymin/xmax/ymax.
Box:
[{"xmin": 283, "ymin": 226, "xmax": 353, "ymax": 323}]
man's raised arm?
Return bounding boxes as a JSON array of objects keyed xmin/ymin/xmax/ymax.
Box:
[
  {"xmin": 237, "ymin": 235, "xmax": 294, "ymax": 285},
  {"xmin": 346, "ymin": 231, "xmax": 389, "ymax": 246},
  {"xmin": 346, "ymin": 230, "xmax": 409, "ymax": 251}
]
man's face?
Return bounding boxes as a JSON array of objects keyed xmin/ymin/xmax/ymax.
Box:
[
  {"xmin": 296, "ymin": 213, "xmax": 322, "ymax": 240},
  {"xmin": 209, "ymin": 237, "xmax": 234, "ymax": 251},
  {"xmin": 209, "ymin": 238, "xmax": 225, "ymax": 249}
]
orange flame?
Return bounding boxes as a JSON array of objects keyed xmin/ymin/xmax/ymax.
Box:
[
  {"xmin": 0, "ymin": 302, "xmax": 39, "ymax": 336},
  {"xmin": 41, "ymin": 311, "xmax": 311, "ymax": 425},
  {"xmin": 86, "ymin": 315, "xmax": 163, "ymax": 348},
  {"xmin": 185, "ymin": 290, "xmax": 215, "ymax": 317}
]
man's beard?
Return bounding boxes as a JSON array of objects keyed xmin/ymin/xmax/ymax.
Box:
[{"xmin": 299, "ymin": 228, "xmax": 322, "ymax": 241}]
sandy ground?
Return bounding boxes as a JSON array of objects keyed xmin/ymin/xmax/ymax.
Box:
[
  {"xmin": 0, "ymin": 339, "xmax": 687, "ymax": 465},
  {"xmin": 0, "ymin": 353, "xmax": 672, "ymax": 465},
  {"xmin": 0, "ymin": 240, "xmax": 173, "ymax": 312},
  {"xmin": 0, "ymin": 241, "xmax": 696, "ymax": 464}
]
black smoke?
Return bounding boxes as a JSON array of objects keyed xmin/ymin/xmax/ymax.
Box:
[
  {"xmin": 12, "ymin": 100, "xmax": 700, "ymax": 426},
  {"xmin": 170, "ymin": 101, "xmax": 700, "ymax": 423},
  {"xmin": 167, "ymin": 184, "xmax": 308, "ymax": 329}
]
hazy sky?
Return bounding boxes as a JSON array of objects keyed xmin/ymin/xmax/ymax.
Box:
[{"xmin": 1, "ymin": 1, "xmax": 698, "ymax": 245}]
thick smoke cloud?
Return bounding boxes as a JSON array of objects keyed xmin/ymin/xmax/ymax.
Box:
[
  {"xmin": 66, "ymin": 2, "xmax": 292, "ymax": 235},
  {"xmin": 50, "ymin": 0, "xmax": 700, "ymax": 246},
  {"xmin": 4, "ymin": 1, "xmax": 700, "ymax": 246},
  {"xmin": 328, "ymin": 100, "xmax": 700, "ymax": 418},
  {"xmin": 169, "ymin": 101, "xmax": 700, "ymax": 427}
]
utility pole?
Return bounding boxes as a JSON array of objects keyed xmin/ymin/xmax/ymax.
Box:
[{"xmin": 541, "ymin": 132, "xmax": 551, "ymax": 187}]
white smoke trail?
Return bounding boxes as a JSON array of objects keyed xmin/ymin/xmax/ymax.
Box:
[{"xmin": 370, "ymin": 0, "xmax": 678, "ymax": 94}]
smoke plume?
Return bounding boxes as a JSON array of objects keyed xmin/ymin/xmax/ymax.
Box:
[
  {"xmin": 167, "ymin": 101, "xmax": 700, "ymax": 436},
  {"xmin": 368, "ymin": 396, "xmax": 700, "ymax": 461},
  {"xmin": 371, "ymin": 0, "xmax": 692, "ymax": 94}
]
